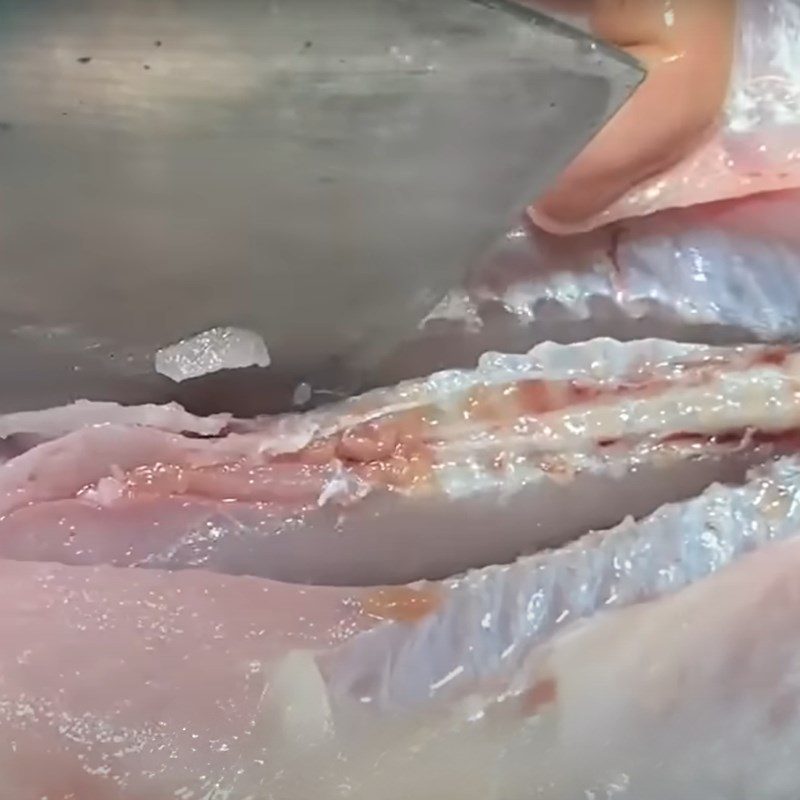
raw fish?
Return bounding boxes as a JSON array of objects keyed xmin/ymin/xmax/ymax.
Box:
[
  {"xmin": 521, "ymin": 536, "xmax": 800, "ymax": 799},
  {"xmin": 1, "ymin": 457, "xmax": 799, "ymax": 798},
  {"xmin": 155, "ymin": 326, "xmax": 271, "ymax": 383},
  {"xmin": 0, "ymin": 399, "xmax": 230, "ymax": 442},
  {"xmin": 501, "ymin": 194, "xmax": 800, "ymax": 341},
  {"xmin": 1, "ymin": 339, "xmax": 800, "ymax": 585},
  {"xmin": 404, "ymin": 189, "xmax": 800, "ymax": 387}
]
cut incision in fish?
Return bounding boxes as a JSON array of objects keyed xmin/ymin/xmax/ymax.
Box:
[
  {"xmin": 1, "ymin": 457, "xmax": 800, "ymax": 798},
  {"xmin": 398, "ymin": 190, "xmax": 800, "ymax": 390},
  {"xmin": 489, "ymin": 192, "xmax": 800, "ymax": 343},
  {"xmin": 1, "ymin": 338, "xmax": 800, "ymax": 585}
]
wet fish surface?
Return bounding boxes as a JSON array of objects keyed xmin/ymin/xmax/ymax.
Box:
[
  {"xmin": 0, "ymin": 458, "xmax": 800, "ymax": 797},
  {"xmin": 3, "ymin": 339, "xmax": 800, "ymax": 585},
  {"xmin": 392, "ymin": 189, "xmax": 800, "ymax": 387},
  {"xmin": 3, "ymin": 4, "xmax": 800, "ymax": 796}
]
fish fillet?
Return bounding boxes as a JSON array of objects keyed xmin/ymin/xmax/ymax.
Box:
[
  {"xmin": 4, "ymin": 3, "xmax": 800, "ymax": 796},
  {"xmin": 523, "ymin": 536, "xmax": 800, "ymax": 799},
  {"xmin": 0, "ymin": 457, "xmax": 799, "ymax": 798},
  {"xmin": 1, "ymin": 339, "xmax": 800, "ymax": 585}
]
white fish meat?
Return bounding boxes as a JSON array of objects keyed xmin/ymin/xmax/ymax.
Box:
[
  {"xmin": 1, "ymin": 456, "xmax": 800, "ymax": 798},
  {"xmin": 406, "ymin": 189, "xmax": 800, "ymax": 386},
  {"xmin": 0, "ymin": 559, "xmax": 369, "ymax": 800},
  {"xmin": 0, "ymin": 399, "xmax": 231, "ymax": 465},
  {"xmin": 154, "ymin": 326, "xmax": 271, "ymax": 383},
  {"xmin": 0, "ymin": 399, "xmax": 230, "ymax": 441},
  {"xmin": 1, "ymin": 339, "xmax": 800, "ymax": 585},
  {"xmin": 492, "ymin": 193, "xmax": 800, "ymax": 341}
]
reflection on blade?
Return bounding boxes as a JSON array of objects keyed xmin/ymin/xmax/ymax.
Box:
[{"xmin": 0, "ymin": 0, "xmax": 643, "ymax": 411}]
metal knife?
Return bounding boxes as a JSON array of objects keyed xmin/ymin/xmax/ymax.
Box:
[{"xmin": 0, "ymin": 0, "xmax": 644, "ymax": 413}]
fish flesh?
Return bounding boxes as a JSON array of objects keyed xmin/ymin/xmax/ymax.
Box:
[
  {"xmin": 0, "ymin": 399, "xmax": 230, "ymax": 442},
  {"xmin": 532, "ymin": 0, "xmax": 800, "ymax": 233},
  {"xmin": 401, "ymin": 189, "xmax": 800, "ymax": 387},
  {"xmin": 383, "ymin": 0, "xmax": 800, "ymax": 382},
  {"xmin": 5, "ymin": 3, "xmax": 800, "ymax": 796},
  {"xmin": 154, "ymin": 326, "xmax": 271, "ymax": 383},
  {"xmin": 1, "ymin": 456, "xmax": 800, "ymax": 798},
  {"xmin": 1, "ymin": 338, "xmax": 800, "ymax": 585},
  {"xmin": 493, "ymin": 193, "xmax": 800, "ymax": 342},
  {"xmin": 494, "ymin": 530, "xmax": 800, "ymax": 800},
  {"xmin": 0, "ymin": 558, "xmax": 371, "ymax": 800}
]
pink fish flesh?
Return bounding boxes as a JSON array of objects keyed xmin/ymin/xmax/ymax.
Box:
[
  {"xmin": 1, "ymin": 339, "xmax": 800, "ymax": 585},
  {"xmin": 5, "ymin": 2, "xmax": 800, "ymax": 795},
  {"xmin": 0, "ymin": 456, "xmax": 799, "ymax": 798},
  {"xmin": 523, "ymin": 535, "xmax": 800, "ymax": 799}
]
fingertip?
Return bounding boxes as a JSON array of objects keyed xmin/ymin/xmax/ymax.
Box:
[
  {"xmin": 532, "ymin": 185, "xmax": 620, "ymax": 229},
  {"xmin": 531, "ymin": 163, "xmax": 636, "ymax": 231},
  {"xmin": 531, "ymin": 0, "xmax": 736, "ymax": 235}
]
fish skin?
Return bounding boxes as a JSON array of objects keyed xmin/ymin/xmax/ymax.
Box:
[
  {"xmin": 464, "ymin": 191, "xmax": 800, "ymax": 338},
  {"xmin": 1, "ymin": 458, "xmax": 800, "ymax": 798},
  {"xmin": 381, "ymin": 3, "xmax": 800, "ymax": 386},
  {"xmin": 0, "ymin": 339, "xmax": 797, "ymax": 585},
  {"xmin": 532, "ymin": 0, "xmax": 800, "ymax": 234},
  {"xmin": 320, "ymin": 457, "xmax": 800, "ymax": 715},
  {"xmin": 494, "ymin": 194, "xmax": 800, "ymax": 341},
  {"xmin": 398, "ymin": 189, "xmax": 800, "ymax": 389},
  {"xmin": 520, "ymin": 535, "xmax": 800, "ymax": 799}
]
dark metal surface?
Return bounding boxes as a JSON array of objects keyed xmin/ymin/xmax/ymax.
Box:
[{"xmin": 0, "ymin": 0, "xmax": 643, "ymax": 412}]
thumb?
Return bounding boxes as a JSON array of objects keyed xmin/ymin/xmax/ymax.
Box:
[{"xmin": 533, "ymin": 0, "xmax": 736, "ymax": 230}]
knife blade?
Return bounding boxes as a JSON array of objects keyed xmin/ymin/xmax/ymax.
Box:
[{"xmin": 0, "ymin": 0, "xmax": 644, "ymax": 413}]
